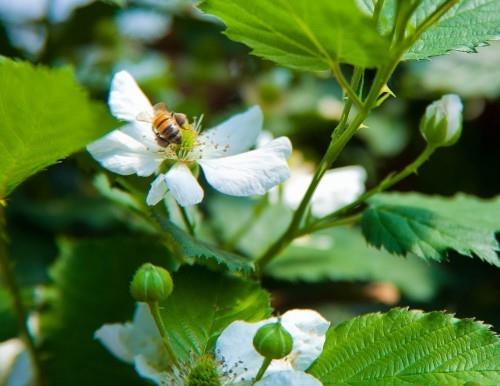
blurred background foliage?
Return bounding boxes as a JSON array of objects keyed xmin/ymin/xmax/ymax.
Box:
[{"xmin": 0, "ymin": 0, "xmax": 499, "ymax": 384}]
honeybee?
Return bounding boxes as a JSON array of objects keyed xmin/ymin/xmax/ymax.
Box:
[{"xmin": 137, "ymin": 103, "xmax": 188, "ymax": 147}]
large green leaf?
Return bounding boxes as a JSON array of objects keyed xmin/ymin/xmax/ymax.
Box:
[
  {"xmin": 159, "ymin": 266, "xmax": 272, "ymax": 363},
  {"xmin": 359, "ymin": 0, "xmax": 500, "ymax": 60},
  {"xmin": 199, "ymin": 0, "xmax": 390, "ymax": 70},
  {"xmin": 362, "ymin": 193, "xmax": 500, "ymax": 266},
  {"xmin": 39, "ymin": 237, "xmax": 176, "ymax": 386},
  {"xmin": 0, "ymin": 58, "xmax": 115, "ymax": 198},
  {"xmin": 406, "ymin": 0, "xmax": 500, "ymax": 60},
  {"xmin": 266, "ymin": 227, "xmax": 443, "ymax": 301},
  {"xmin": 309, "ymin": 308, "xmax": 500, "ymax": 385}
]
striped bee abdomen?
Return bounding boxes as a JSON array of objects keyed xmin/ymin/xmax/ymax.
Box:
[{"xmin": 152, "ymin": 113, "xmax": 182, "ymax": 146}]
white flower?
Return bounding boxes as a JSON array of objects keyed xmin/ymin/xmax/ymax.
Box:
[
  {"xmin": 259, "ymin": 132, "xmax": 366, "ymax": 217},
  {"xmin": 94, "ymin": 303, "xmax": 171, "ymax": 384},
  {"xmin": 87, "ymin": 71, "xmax": 292, "ymax": 207},
  {"xmin": 215, "ymin": 309, "xmax": 329, "ymax": 385},
  {"xmin": 95, "ymin": 306, "xmax": 329, "ymax": 386}
]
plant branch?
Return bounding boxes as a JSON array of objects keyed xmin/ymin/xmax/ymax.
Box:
[
  {"xmin": 331, "ymin": 62, "xmax": 364, "ymax": 109},
  {"xmin": 373, "ymin": 0, "xmax": 386, "ymax": 26},
  {"xmin": 308, "ymin": 144, "xmax": 436, "ymax": 232},
  {"xmin": 0, "ymin": 205, "xmax": 44, "ymax": 386},
  {"xmin": 147, "ymin": 301, "xmax": 178, "ymax": 367}
]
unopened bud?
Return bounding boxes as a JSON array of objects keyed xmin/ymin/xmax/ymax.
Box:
[
  {"xmin": 253, "ymin": 321, "xmax": 293, "ymax": 359},
  {"xmin": 420, "ymin": 94, "xmax": 463, "ymax": 147},
  {"xmin": 130, "ymin": 263, "xmax": 173, "ymax": 302}
]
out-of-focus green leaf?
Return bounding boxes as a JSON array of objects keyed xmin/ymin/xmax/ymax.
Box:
[
  {"xmin": 0, "ymin": 58, "xmax": 115, "ymax": 198},
  {"xmin": 267, "ymin": 227, "xmax": 443, "ymax": 301},
  {"xmin": 158, "ymin": 266, "xmax": 272, "ymax": 364},
  {"xmin": 309, "ymin": 308, "xmax": 500, "ymax": 385},
  {"xmin": 39, "ymin": 237, "xmax": 176, "ymax": 386},
  {"xmin": 199, "ymin": 0, "xmax": 390, "ymax": 70},
  {"xmin": 0, "ymin": 288, "xmax": 17, "ymax": 342},
  {"xmin": 362, "ymin": 193, "xmax": 500, "ymax": 266}
]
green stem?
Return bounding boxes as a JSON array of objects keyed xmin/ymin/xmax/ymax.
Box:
[
  {"xmin": 297, "ymin": 213, "xmax": 362, "ymax": 237},
  {"xmin": 0, "ymin": 205, "xmax": 44, "ymax": 386},
  {"xmin": 147, "ymin": 301, "xmax": 178, "ymax": 366},
  {"xmin": 179, "ymin": 205, "xmax": 195, "ymax": 236},
  {"xmin": 309, "ymin": 144, "xmax": 436, "ymax": 232},
  {"xmin": 373, "ymin": 0, "xmax": 386, "ymax": 26},
  {"xmin": 254, "ymin": 357, "xmax": 272, "ymax": 382},
  {"xmin": 331, "ymin": 62, "xmax": 363, "ymax": 109}
]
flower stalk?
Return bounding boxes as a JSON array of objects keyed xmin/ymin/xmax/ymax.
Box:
[{"xmin": 148, "ymin": 301, "xmax": 178, "ymax": 366}]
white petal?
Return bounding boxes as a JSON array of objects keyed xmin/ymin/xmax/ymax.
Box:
[
  {"xmin": 109, "ymin": 70, "xmax": 153, "ymax": 122},
  {"xmin": 310, "ymin": 166, "xmax": 366, "ymax": 217},
  {"xmin": 280, "ymin": 309, "xmax": 330, "ymax": 371},
  {"xmin": 199, "ymin": 137, "xmax": 292, "ymax": 197},
  {"xmin": 280, "ymin": 166, "xmax": 366, "ymax": 218},
  {"xmin": 95, "ymin": 303, "xmax": 165, "ymax": 365},
  {"xmin": 87, "ymin": 124, "xmax": 162, "ymax": 177},
  {"xmin": 0, "ymin": 339, "xmax": 24, "ymax": 376},
  {"xmin": 216, "ymin": 319, "xmax": 275, "ymax": 382},
  {"xmin": 5, "ymin": 350, "xmax": 33, "ymax": 386},
  {"xmin": 134, "ymin": 355, "xmax": 169, "ymax": 386},
  {"xmin": 164, "ymin": 163, "xmax": 204, "ymax": 207},
  {"xmin": 146, "ymin": 174, "xmax": 169, "ymax": 206},
  {"xmin": 255, "ymin": 371, "xmax": 322, "ymax": 386},
  {"xmin": 196, "ymin": 106, "xmax": 263, "ymax": 159}
]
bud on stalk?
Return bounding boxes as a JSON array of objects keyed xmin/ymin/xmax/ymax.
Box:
[
  {"xmin": 130, "ymin": 263, "xmax": 173, "ymax": 303},
  {"xmin": 420, "ymin": 94, "xmax": 463, "ymax": 147}
]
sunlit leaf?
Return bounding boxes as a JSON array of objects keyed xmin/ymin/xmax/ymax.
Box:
[
  {"xmin": 0, "ymin": 58, "xmax": 115, "ymax": 198},
  {"xmin": 362, "ymin": 193, "xmax": 500, "ymax": 266},
  {"xmin": 200, "ymin": 0, "xmax": 390, "ymax": 70}
]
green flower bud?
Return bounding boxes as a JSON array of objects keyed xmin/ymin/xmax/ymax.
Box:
[
  {"xmin": 253, "ymin": 321, "xmax": 293, "ymax": 359},
  {"xmin": 187, "ymin": 355, "xmax": 221, "ymax": 386},
  {"xmin": 420, "ymin": 94, "xmax": 463, "ymax": 147},
  {"xmin": 130, "ymin": 263, "xmax": 173, "ymax": 302}
]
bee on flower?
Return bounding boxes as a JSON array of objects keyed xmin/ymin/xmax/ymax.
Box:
[{"xmin": 87, "ymin": 71, "xmax": 292, "ymax": 207}]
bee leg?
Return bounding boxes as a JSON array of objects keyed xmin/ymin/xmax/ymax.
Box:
[{"xmin": 174, "ymin": 113, "xmax": 188, "ymax": 127}]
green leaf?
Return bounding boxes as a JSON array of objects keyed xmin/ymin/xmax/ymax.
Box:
[
  {"xmin": 159, "ymin": 266, "xmax": 272, "ymax": 363},
  {"xmin": 155, "ymin": 210, "xmax": 255, "ymax": 274},
  {"xmin": 359, "ymin": 1, "xmax": 500, "ymax": 60},
  {"xmin": 0, "ymin": 58, "xmax": 115, "ymax": 198},
  {"xmin": 309, "ymin": 308, "xmax": 500, "ymax": 385},
  {"xmin": 266, "ymin": 227, "xmax": 443, "ymax": 301},
  {"xmin": 405, "ymin": 0, "xmax": 500, "ymax": 60},
  {"xmin": 199, "ymin": 0, "xmax": 390, "ymax": 70},
  {"xmin": 361, "ymin": 193, "xmax": 500, "ymax": 266},
  {"xmin": 39, "ymin": 237, "xmax": 176, "ymax": 386}
]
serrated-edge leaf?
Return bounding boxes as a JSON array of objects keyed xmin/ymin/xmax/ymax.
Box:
[
  {"xmin": 361, "ymin": 193, "xmax": 500, "ymax": 267},
  {"xmin": 200, "ymin": 0, "xmax": 390, "ymax": 70},
  {"xmin": 309, "ymin": 308, "xmax": 500, "ymax": 385},
  {"xmin": 159, "ymin": 266, "xmax": 272, "ymax": 363},
  {"xmin": 0, "ymin": 58, "xmax": 115, "ymax": 197},
  {"xmin": 157, "ymin": 214, "xmax": 255, "ymax": 274},
  {"xmin": 405, "ymin": 0, "xmax": 500, "ymax": 60}
]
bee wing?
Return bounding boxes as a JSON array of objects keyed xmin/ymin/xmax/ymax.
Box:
[
  {"xmin": 153, "ymin": 102, "xmax": 169, "ymax": 114},
  {"xmin": 136, "ymin": 111, "xmax": 153, "ymax": 123}
]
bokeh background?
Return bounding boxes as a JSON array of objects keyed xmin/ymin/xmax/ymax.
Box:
[{"xmin": 0, "ymin": 0, "xmax": 499, "ymax": 383}]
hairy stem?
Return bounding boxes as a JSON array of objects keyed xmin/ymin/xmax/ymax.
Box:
[
  {"xmin": 0, "ymin": 205, "xmax": 43, "ymax": 386},
  {"xmin": 254, "ymin": 357, "xmax": 272, "ymax": 382},
  {"xmin": 147, "ymin": 301, "xmax": 178, "ymax": 366},
  {"xmin": 331, "ymin": 62, "xmax": 364, "ymax": 109}
]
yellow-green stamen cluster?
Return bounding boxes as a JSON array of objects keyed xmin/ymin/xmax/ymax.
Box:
[{"xmin": 186, "ymin": 355, "xmax": 221, "ymax": 386}]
